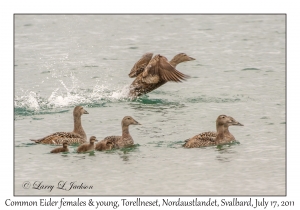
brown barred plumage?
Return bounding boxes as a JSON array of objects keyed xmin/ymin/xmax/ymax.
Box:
[
  {"xmin": 128, "ymin": 53, "xmax": 195, "ymax": 98},
  {"xmin": 30, "ymin": 106, "xmax": 89, "ymax": 145},
  {"xmin": 128, "ymin": 53, "xmax": 153, "ymax": 78},
  {"xmin": 95, "ymin": 116, "xmax": 140, "ymax": 151},
  {"xmin": 183, "ymin": 115, "xmax": 243, "ymax": 148}
]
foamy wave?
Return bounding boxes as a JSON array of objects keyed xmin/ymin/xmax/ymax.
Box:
[
  {"xmin": 15, "ymin": 78, "xmax": 131, "ymax": 115},
  {"xmin": 15, "ymin": 91, "xmax": 44, "ymax": 111}
]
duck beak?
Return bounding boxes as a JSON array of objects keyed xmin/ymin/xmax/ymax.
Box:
[
  {"xmin": 233, "ymin": 121, "xmax": 244, "ymax": 126},
  {"xmin": 188, "ymin": 56, "xmax": 195, "ymax": 61},
  {"xmin": 134, "ymin": 120, "xmax": 141, "ymax": 125},
  {"xmin": 83, "ymin": 109, "xmax": 89, "ymax": 114}
]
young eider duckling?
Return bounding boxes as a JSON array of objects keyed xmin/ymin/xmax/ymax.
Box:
[
  {"xmin": 128, "ymin": 53, "xmax": 195, "ymax": 98},
  {"xmin": 95, "ymin": 116, "xmax": 141, "ymax": 151},
  {"xmin": 50, "ymin": 140, "xmax": 69, "ymax": 153},
  {"xmin": 183, "ymin": 115, "xmax": 243, "ymax": 148},
  {"xmin": 30, "ymin": 106, "xmax": 89, "ymax": 145},
  {"xmin": 77, "ymin": 136, "xmax": 98, "ymax": 153}
]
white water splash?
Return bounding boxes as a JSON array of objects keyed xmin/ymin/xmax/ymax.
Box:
[
  {"xmin": 47, "ymin": 87, "xmax": 89, "ymax": 108},
  {"xmin": 15, "ymin": 76, "xmax": 131, "ymax": 113},
  {"xmin": 15, "ymin": 91, "xmax": 44, "ymax": 111}
]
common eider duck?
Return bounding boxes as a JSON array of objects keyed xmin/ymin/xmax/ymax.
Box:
[
  {"xmin": 77, "ymin": 136, "xmax": 98, "ymax": 153},
  {"xmin": 128, "ymin": 53, "xmax": 195, "ymax": 98},
  {"xmin": 95, "ymin": 116, "xmax": 141, "ymax": 151},
  {"xmin": 30, "ymin": 106, "xmax": 89, "ymax": 145},
  {"xmin": 50, "ymin": 140, "xmax": 69, "ymax": 153},
  {"xmin": 183, "ymin": 115, "xmax": 243, "ymax": 148}
]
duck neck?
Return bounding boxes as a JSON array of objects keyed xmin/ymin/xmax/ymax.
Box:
[
  {"xmin": 169, "ymin": 57, "xmax": 181, "ymax": 68},
  {"xmin": 223, "ymin": 125, "xmax": 231, "ymax": 136},
  {"xmin": 63, "ymin": 145, "xmax": 68, "ymax": 149},
  {"xmin": 122, "ymin": 125, "xmax": 132, "ymax": 139},
  {"xmin": 216, "ymin": 125, "xmax": 233, "ymax": 142},
  {"xmin": 215, "ymin": 124, "xmax": 226, "ymax": 142},
  {"xmin": 73, "ymin": 115, "xmax": 87, "ymax": 140}
]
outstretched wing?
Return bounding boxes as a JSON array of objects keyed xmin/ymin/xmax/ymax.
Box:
[
  {"xmin": 142, "ymin": 55, "xmax": 190, "ymax": 84},
  {"xmin": 128, "ymin": 53, "xmax": 153, "ymax": 78}
]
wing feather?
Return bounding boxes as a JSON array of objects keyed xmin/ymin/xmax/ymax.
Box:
[
  {"xmin": 30, "ymin": 132, "xmax": 84, "ymax": 144},
  {"xmin": 128, "ymin": 53, "xmax": 153, "ymax": 78},
  {"xmin": 141, "ymin": 55, "xmax": 190, "ymax": 84},
  {"xmin": 183, "ymin": 132, "xmax": 217, "ymax": 148}
]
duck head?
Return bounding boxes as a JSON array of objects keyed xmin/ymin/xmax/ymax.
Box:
[
  {"xmin": 122, "ymin": 116, "xmax": 141, "ymax": 127},
  {"xmin": 226, "ymin": 116, "xmax": 244, "ymax": 126},
  {"xmin": 73, "ymin": 106, "xmax": 89, "ymax": 117},
  {"xmin": 89, "ymin": 136, "xmax": 98, "ymax": 143},
  {"xmin": 216, "ymin": 115, "xmax": 244, "ymax": 127},
  {"xmin": 173, "ymin": 53, "xmax": 195, "ymax": 63},
  {"xmin": 62, "ymin": 140, "xmax": 68, "ymax": 147}
]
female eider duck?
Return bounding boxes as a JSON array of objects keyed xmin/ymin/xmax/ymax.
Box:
[
  {"xmin": 183, "ymin": 115, "xmax": 243, "ymax": 148},
  {"xmin": 77, "ymin": 136, "xmax": 98, "ymax": 153},
  {"xmin": 128, "ymin": 53, "xmax": 195, "ymax": 98},
  {"xmin": 50, "ymin": 140, "xmax": 69, "ymax": 153},
  {"xmin": 30, "ymin": 106, "xmax": 89, "ymax": 145},
  {"xmin": 95, "ymin": 116, "xmax": 141, "ymax": 151}
]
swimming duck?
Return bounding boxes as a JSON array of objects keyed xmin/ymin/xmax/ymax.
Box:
[
  {"xmin": 30, "ymin": 106, "xmax": 89, "ymax": 145},
  {"xmin": 128, "ymin": 53, "xmax": 195, "ymax": 97},
  {"xmin": 183, "ymin": 115, "xmax": 243, "ymax": 148},
  {"xmin": 50, "ymin": 140, "xmax": 69, "ymax": 153},
  {"xmin": 77, "ymin": 136, "xmax": 98, "ymax": 153},
  {"xmin": 95, "ymin": 116, "xmax": 141, "ymax": 151}
]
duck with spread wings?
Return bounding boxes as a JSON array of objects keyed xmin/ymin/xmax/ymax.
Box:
[{"xmin": 128, "ymin": 53, "xmax": 195, "ymax": 98}]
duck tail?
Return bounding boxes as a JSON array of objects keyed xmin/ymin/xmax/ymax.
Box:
[
  {"xmin": 30, "ymin": 139, "xmax": 42, "ymax": 143},
  {"xmin": 182, "ymin": 138, "xmax": 190, "ymax": 147}
]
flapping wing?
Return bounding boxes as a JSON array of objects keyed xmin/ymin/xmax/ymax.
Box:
[
  {"xmin": 142, "ymin": 55, "xmax": 190, "ymax": 84},
  {"xmin": 128, "ymin": 53, "xmax": 153, "ymax": 78}
]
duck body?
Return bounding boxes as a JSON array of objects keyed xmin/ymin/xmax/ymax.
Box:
[
  {"xmin": 128, "ymin": 53, "xmax": 195, "ymax": 98},
  {"xmin": 95, "ymin": 116, "xmax": 140, "ymax": 151},
  {"xmin": 183, "ymin": 131, "xmax": 217, "ymax": 148},
  {"xmin": 95, "ymin": 135, "xmax": 133, "ymax": 151},
  {"xmin": 50, "ymin": 141, "xmax": 69, "ymax": 153},
  {"xmin": 77, "ymin": 136, "xmax": 98, "ymax": 153},
  {"xmin": 183, "ymin": 115, "xmax": 243, "ymax": 148},
  {"xmin": 30, "ymin": 106, "xmax": 89, "ymax": 145},
  {"xmin": 32, "ymin": 132, "xmax": 86, "ymax": 145},
  {"xmin": 129, "ymin": 75, "xmax": 166, "ymax": 97}
]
